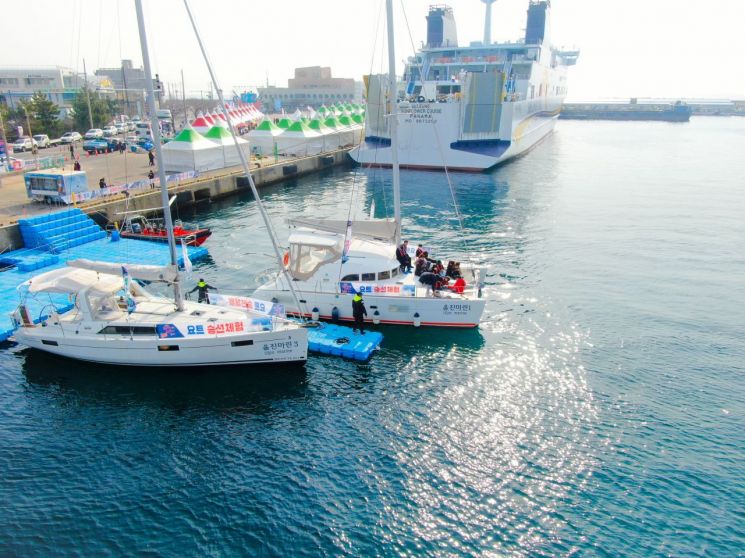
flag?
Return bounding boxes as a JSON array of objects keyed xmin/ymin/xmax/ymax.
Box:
[
  {"xmin": 342, "ymin": 220, "xmax": 352, "ymax": 263},
  {"xmin": 181, "ymin": 240, "xmax": 192, "ymax": 275},
  {"xmin": 121, "ymin": 265, "xmax": 136, "ymax": 314}
]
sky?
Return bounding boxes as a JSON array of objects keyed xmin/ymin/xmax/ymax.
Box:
[{"xmin": 2, "ymin": 0, "xmax": 744, "ymax": 101}]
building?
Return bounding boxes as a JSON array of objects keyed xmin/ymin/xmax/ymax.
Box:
[
  {"xmin": 258, "ymin": 66, "xmax": 362, "ymax": 112},
  {"xmin": 95, "ymin": 59, "xmax": 162, "ymax": 115},
  {"xmin": 0, "ymin": 66, "xmax": 99, "ymax": 116}
]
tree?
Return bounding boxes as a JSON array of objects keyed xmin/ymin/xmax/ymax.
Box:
[
  {"xmin": 71, "ymin": 87, "xmax": 118, "ymax": 131},
  {"xmin": 28, "ymin": 91, "xmax": 62, "ymax": 138}
]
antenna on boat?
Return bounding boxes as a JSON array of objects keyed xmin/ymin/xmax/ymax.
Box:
[
  {"xmin": 134, "ymin": 0, "xmax": 184, "ymax": 310},
  {"xmin": 386, "ymin": 0, "xmax": 402, "ymax": 246},
  {"xmin": 182, "ymin": 0, "xmax": 307, "ymax": 320},
  {"xmin": 482, "ymin": 0, "xmax": 496, "ymax": 45}
]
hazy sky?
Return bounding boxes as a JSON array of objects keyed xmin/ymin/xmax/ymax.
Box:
[{"xmin": 3, "ymin": 0, "xmax": 744, "ymax": 101}]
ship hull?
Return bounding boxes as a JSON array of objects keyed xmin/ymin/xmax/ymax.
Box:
[{"xmin": 350, "ymin": 99, "xmax": 562, "ymax": 172}]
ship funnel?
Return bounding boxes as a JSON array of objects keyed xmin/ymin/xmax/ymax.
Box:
[
  {"xmin": 481, "ymin": 0, "xmax": 496, "ymax": 45},
  {"xmin": 426, "ymin": 5, "xmax": 458, "ymax": 48}
]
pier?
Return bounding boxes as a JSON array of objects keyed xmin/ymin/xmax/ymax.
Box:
[{"xmin": 0, "ymin": 147, "xmax": 353, "ymax": 250}]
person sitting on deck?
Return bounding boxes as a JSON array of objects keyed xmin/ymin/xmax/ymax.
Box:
[
  {"xmin": 415, "ymin": 244, "xmax": 425, "ymax": 258},
  {"xmin": 396, "ymin": 240, "xmax": 412, "ymax": 272},
  {"xmin": 446, "ymin": 261, "xmax": 462, "ymax": 279},
  {"xmin": 418, "ymin": 271, "xmax": 441, "ymax": 296}
]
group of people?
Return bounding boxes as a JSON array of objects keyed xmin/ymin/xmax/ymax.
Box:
[{"xmin": 395, "ymin": 240, "xmax": 466, "ymax": 296}]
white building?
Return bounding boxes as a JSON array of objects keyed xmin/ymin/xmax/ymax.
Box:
[{"xmin": 0, "ymin": 66, "xmax": 108, "ymax": 116}]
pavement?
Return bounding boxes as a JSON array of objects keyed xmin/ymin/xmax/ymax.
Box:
[{"xmin": 0, "ymin": 142, "xmax": 153, "ymax": 225}]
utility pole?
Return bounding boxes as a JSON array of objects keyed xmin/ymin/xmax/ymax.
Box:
[
  {"xmin": 0, "ymin": 109, "xmax": 9, "ymax": 170},
  {"xmin": 121, "ymin": 60, "xmax": 131, "ymax": 115},
  {"xmin": 82, "ymin": 58, "xmax": 94, "ymax": 129},
  {"xmin": 181, "ymin": 69, "xmax": 187, "ymax": 129}
]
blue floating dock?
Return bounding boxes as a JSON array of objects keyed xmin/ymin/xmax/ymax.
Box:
[
  {"xmin": 0, "ymin": 208, "xmax": 209, "ymax": 342},
  {"xmin": 304, "ymin": 322, "xmax": 383, "ymax": 361}
]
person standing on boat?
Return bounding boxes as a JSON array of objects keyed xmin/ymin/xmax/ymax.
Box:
[
  {"xmin": 396, "ymin": 240, "xmax": 412, "ymax": 272},
  {"xmin": 189, "ymin": 278, "xmax": 215, "ymax": 303},
  {"xmin": 352, "ymin": 293, "xmax": 367, "ymax": 334}
]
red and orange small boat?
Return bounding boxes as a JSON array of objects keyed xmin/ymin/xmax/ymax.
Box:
[{"xmin": 120, "ymin": 215, "xmax": 211, "ymax": 247}]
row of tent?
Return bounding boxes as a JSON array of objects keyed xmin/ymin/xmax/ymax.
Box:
[
  {"xmin": 162, "ymin": 113, "xmax": 365, "ymax": 173},
  {"xmin": 190, "ymin": 104, "xmax": 264, "ymax": 134},
  {"xmin": 248, "ymin": 114, "xmax": 365, "ymax": 157}
]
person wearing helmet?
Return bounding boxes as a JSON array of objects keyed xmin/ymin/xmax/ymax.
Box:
[
  {"xmin": 189, "ymin": 278, "xmax": 215, "ymax": 303},
  {"xmin": 352, "ymin": 293, "xmax": 367, "ymax": 334}
]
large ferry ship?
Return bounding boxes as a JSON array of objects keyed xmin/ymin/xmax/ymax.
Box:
[{"xmin": 351, "ymin": 0, "xmax": 579, "ymax": 171}]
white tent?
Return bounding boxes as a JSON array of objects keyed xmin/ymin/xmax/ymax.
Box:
[
  {"xmin": 203, "ymin": 126, "xmax": 251, "ymax": 167},
  {"xmin": 190, "ymin": 114, "xmax": 212, "ymax": 135},
  {"xmin": 276, "ymin": 120, "xmax": 322, "ymax": 156},
  {"xmin": 248, "ymin": 119, "xmax": 283, "ymax": 156},
  {"xmin": 161, "ymin": 127, "xmax": 223, "ymax": 173},
  {"xmin": 308, "ymin": 118, "xmax": 340, "ymax": 151}
]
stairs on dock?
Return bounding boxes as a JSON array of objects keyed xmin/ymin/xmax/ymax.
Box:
[{"xmin": 18, "ymin": 208, "xmax": 106, "ymax": 255}]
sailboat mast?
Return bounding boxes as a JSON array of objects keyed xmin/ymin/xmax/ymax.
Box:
[
  {"xmin": 386, "ymin": 0, "xmax": 402, "ymax": 246},
  {"xmin": 134, "ymin": 0, "xmax": 184, "ymax": 310},
  {"xmin": 182, "ymin": 0, "xmax": 307, "ymax": 319}
]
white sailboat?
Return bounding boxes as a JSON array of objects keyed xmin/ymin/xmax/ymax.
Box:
[
  {"xmin": 10, "ymin": 0, "xmax": 308, "ymax": 366},
  {"xmin": 255, "ymin": 0, "xmax": 486, "ymax": 328}
]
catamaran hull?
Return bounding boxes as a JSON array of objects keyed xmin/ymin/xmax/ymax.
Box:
[
  {"xmin": 13, "ymin": 329, "xmax": 308, "ymax": 367},
  {"xmin": 258, "ymin": 288, "xmax": 486, "ymax": 328}
]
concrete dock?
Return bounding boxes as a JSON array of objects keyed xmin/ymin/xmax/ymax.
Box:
[{"xmin": 0, "ymin": 145, "xmax": 353, "ymax": 250}]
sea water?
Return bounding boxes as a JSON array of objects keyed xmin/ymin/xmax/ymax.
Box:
[{"xmin": 1, "ymin": 117, "xmax": 743, "ymax": 556}]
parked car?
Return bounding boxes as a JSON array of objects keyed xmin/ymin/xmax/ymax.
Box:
[
  {"xmin": 84, "ymin": 128, "xmax": 104, "ymax": 139},
  {"xmin": 60, "ymin": 131, "xmax": 83, "ymax": 143},
  {"xmin": 83, "ymin": 138, "xmax": 110, "ymax": 154},
  {"xmin": 115, "ymin": 122, "xmax": 127, "ymax": 134},
  {"xmin": 33, "ymin": 134, "xmax": 50, "ymax": 149},
  {"xmin": 11, "ymin": 136, "xmax": 37, "ymax": 152},
  {"xmin": 102, "ymin": 125, "xmax": 118, "ymax": 137},
  {"xmin": 127, "ymin": 121, "xmax": 136, "ymax": 132}
]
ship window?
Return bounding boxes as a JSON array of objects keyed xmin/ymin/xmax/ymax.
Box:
[
  {"xmin": 157, "ymin": 345, "xmax": 179, "ymax": 351},
  {"xmin": 361, "ymin": 272, "xmax": 375, "ymax": 281},
  {"xmin": 378, "ymin": 270, "xmax": 390, "ymax": 280},
  {"xmin": 98, "ymin": 325, "xmax": 156, "ymax": 336},
  {"xmin": 341, "ymin": 274, "xmax": 359, "ymax": 281},
  {"xmin": 391, "ymin": 267, "xmax": 399, "ymax": 277},
  {"xmin": 231, "ymin": 340, "xmax": 254, "ymax": 347}
]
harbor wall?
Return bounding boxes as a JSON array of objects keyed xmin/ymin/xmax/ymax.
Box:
[{"xmin": 0, "ymin": 149, "xmax": 351, "ymax": 249}]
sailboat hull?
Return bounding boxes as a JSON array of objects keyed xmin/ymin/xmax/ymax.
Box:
[
  {"xmin": 257, "ymin": 288, "xmax": 485, "ymax": 328},
  {"xmin": 13, "ymin": 328, "xmax": 308, "ymax": 367}
]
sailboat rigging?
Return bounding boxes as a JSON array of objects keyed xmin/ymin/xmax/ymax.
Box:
[
  {"xmin": 255, "ymin": 0, "xmax": 487, "ymax": 328},
  {"xmin": 9, "ymin": 0, "xmax": 308, "ymax": 366}
]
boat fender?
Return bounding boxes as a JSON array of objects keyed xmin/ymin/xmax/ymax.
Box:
[
  {"xmin": 311, "ymin": 307, "xmax": 320, "ymax": 321},
  {"xmin": 111, "ymin": 229, "xmax": 120, "ymax": 242},
  {"xmin": 331, "ymin": 306, "xmax": 340, "ymax": 323},
  {"xmin": 373, "ymin": 310, "xmax": 380, "ymax": 325},
  {"xmin": 413, "ymin": 312, "xmax": 421, "ymax": 328},
  {"xmin": 283, "ymin": 251, "xmax": 290, "ymax": 267},
  {"xmin": 271, "ymin": 297, "xmax": 279, "ymax": 304}
]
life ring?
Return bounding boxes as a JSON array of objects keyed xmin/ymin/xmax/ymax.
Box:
[
  {"xmin": 417, "ymin": 95, "xmax": 425, "ymax": 103},
  {"xmin": 283, "ymin": 251, "xmax": 289, "ymax": 266}
]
